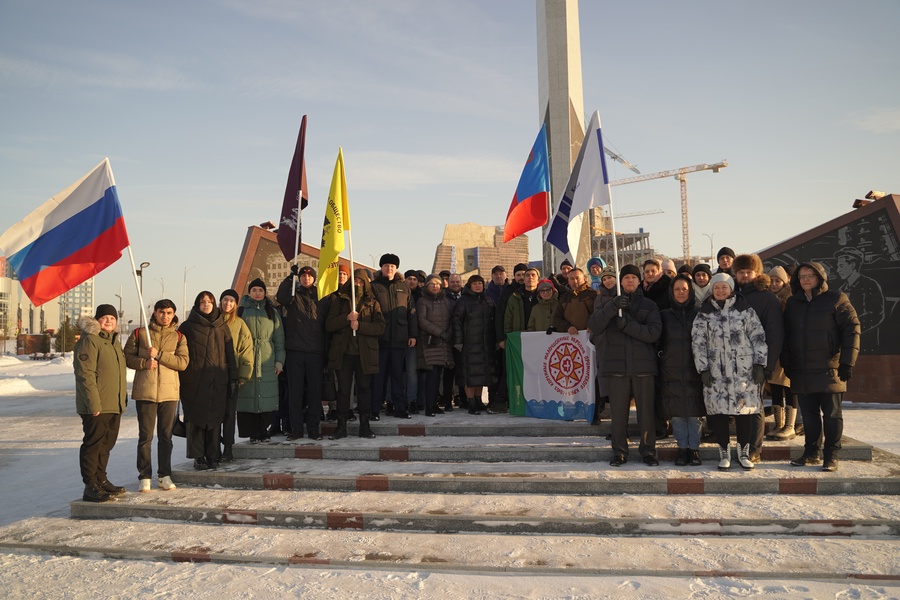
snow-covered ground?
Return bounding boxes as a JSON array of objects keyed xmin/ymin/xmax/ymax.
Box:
[{"xmin": 0, "ymin": 354, "xmax": 897, "ymax": 599}]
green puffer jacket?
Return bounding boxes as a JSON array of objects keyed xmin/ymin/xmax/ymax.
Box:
[
  {"xmin": 74, "ymin": 317, "xmax": 127, "ymax": 415},
  {"xmin": 236, "ymin": 296, "xmax": 285, "ymax": 413},
  {"xmin": 124, "ymin": 319, "xmax": 190, "ymax": 402},
  {"xmin": 223, "ymin": 314, "xmax": 254, "ymax": 384}
]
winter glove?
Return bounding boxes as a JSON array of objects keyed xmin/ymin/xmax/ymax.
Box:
[
  {"xmin": 752, "ymin": 364, "xmax": 766, "ymax": 385},
  {"xmin": 454, "ymin": 344, "xmax": 463, "ymax": 353},
  {"xmin": 441, "ymin": 331, "xmax": 451, "ymax": 342},
  {"xmin": 290, "ymin": 264, "xmax": 299, "ymax": 275},
  {"xmin": 615, "ymin": 316, "xmax": 628, "ymax": 331},
  {"xmin": 545, "ymin": 326, "xmax": 555, "ymax": 335},
  {"xmin": 700, "ymin": 370, "xmax": 713, "ymax": 388},
  {"xmin": 612, "ymin": 295, "xmax": 630, "ymax": 310},
  {"xmin": 838, "ymin": 364, "xmax": 853, "ymax": 382}
]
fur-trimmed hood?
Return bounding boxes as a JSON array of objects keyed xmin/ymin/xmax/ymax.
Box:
[{"xmin": 77, "ymin": 315, "xmax": 101, "ymax": 335}]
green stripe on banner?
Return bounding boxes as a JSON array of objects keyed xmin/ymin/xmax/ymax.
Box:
[{"xmin": 505, "ymin": 331, "xmax": 526, "ymax": 416}]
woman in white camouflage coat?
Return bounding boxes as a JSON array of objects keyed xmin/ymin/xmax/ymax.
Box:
[{"xmin": 691, "ymin": 273, "xmax": 768, "ymax": 471}]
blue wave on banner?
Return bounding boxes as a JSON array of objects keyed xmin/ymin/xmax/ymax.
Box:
[{"xmin": 524, "ymin": 399, "xmax": 595, "ymax": 422}]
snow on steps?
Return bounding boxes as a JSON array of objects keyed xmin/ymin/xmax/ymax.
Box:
[{"xmin": 1, "ymin": 517, "xmax": 899, "ymax": 580}]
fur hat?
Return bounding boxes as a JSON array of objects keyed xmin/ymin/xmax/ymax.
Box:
[
  {"xmin": 219, "ymin": 289, "xmax": 239, "ymax": 302},
  {"xmin": 732, "ymin": 253, "xmax": 763, "ymax": 275},
  {"xmin": 768, "ymin": 266, "xmax": 789, "ymax": 284},
  {"xmin": 717, "ymin": 246, "xmax": 736, "ymax": 260},
  {"xmin": 248, "ymin": 277, "xmax": 267, "ymax": 293},
  {"xmin": 620, "ymin": 264, "xmax": 642, "ymax": 280},
  {"xmin": 710, "ymin": 273, "xmax": 735, "ymax": 291},
  {"xmin": 379, "ymin": 253, "xmax": 400, "ymax": 267},
  {"xmin": 94, "ymin": 304, "xmax": 118, "ymax": 321},
  {"xmin": 404, "ymin": 269, "xmax": 419, "ymax": 280}
]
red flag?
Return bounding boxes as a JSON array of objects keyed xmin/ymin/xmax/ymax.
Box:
[{"xmin": 277, "ymin": 115, "xmax": 309, "ymax": 261}]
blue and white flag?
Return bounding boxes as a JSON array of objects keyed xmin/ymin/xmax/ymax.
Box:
[{"xmin": 544, "ymin": 110, "xmax": 612, "ymax": 263}]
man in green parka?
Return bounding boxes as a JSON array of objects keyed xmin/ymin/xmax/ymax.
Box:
[{"xmin": 74, "ymin": 304, "xmax": 128, "ymax": 502}]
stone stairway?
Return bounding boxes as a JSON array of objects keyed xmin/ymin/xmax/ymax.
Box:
[{"xmin": 2, "ymin": 410, "xmax": 900, "ymax": 581}]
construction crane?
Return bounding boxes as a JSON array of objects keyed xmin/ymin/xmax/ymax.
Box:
[
  {"xmin": 591, "ymin": 209, "xmax": 665, "ymax": 234},
  {"xmin": 610, "ymin": 161, "xmax": 728, "ymax": 263},
  {"xmin": 604, "ymin": 148, "xmax": 640, "ymax": 174}
]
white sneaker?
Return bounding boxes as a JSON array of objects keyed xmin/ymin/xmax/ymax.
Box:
[
  {"xmin": 158, "ymin": 476, "xmax": 176, "ymax": 491},
  {"xmin": 717, "ymin": 444, "xmax": 731, "ymax": 471},
  {"xmin": 138, "ymin": 478, "xmax": 151, "ymax": 493},
  {"xmin": 738, "ymin": 444, "xmax": 755, "ymax": 470}
]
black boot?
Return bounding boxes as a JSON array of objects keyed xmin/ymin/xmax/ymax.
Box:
[
  {"xmin": 221, "ymin": 444, "xmax": 234, "ymax": 462},
  {"xmin": 99, "ymin": 479, "xmax": 126, "ymax": 495},
  {"xmin": 358, "ymin": 414, "xmax": 376, "ymax": 439},
  {"xmin": 467, "ymin": 397, "xmax": 481, "ymax": 415},
  {"xmin": 329, "ymin": 416, "xmax": 348, "ymax": 440},
  {"xmin": 83, "ymin": 481, "xmax": 112, "ymax": 503}
]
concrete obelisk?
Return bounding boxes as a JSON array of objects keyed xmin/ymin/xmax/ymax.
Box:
[{"xmin": 536, "ymin": 0, "xmax": 590, "ymax": 274}]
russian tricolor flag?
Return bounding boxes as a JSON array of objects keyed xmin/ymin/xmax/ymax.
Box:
[
  {"xmin": 0, "ymin": 158, "xmax": 129, "ymax": 306},
  {"xmin": 503, "ymin": 124, "xmax": 551, "ymax": 243}
]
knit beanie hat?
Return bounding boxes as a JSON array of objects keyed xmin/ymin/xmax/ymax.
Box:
[
  {"xmin": 692, "ymin": 263, "xmax": 712, "ymax": 277},
  {"xmin": 248, "ymin": 278, "xmax": 267, "ymax": 293},
  {"xmin": 710, "ymin": 273, "xmax": 735, "ymax": 291},
  {"xmin": 717, "ymin": 246, "xmax": 736, "ymax": 260},
  {"xmin": 619, "ymin": 264, "xmax": 642, "ymax": 280},
  {"xmin": 220, "ymin": 289, "xmax": 239, "ymax": 302},
  {"xmin": 768, "ymin": 266, "xmax": 789, "ymax": 285},
  {"xmin": 94, "ymin": 304, "xmax": 118, "ymax": 320}
]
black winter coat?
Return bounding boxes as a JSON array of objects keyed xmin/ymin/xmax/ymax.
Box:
[
  {"xmin": 178, "ymin": 308, "xmax": 237, "ymax": 428},
  {"xmin": 371, "ymin": 273, "xmax": 418, "ymax": 347},
  {"xmin": 326, "ymin": 279, "xmax": 385, "ymax": 375},
  {"xmin": 586, "ymin": 288, "xmax": 661, "ymax": 376},
  {"xmin": 657, "ymin": 281, "xmax": 705, "ymax": 418},
  {"xmin": 276, "ymin": 276, "xmax": 326, "ymax": 354},
  {"xmin": 781, "ymin": 262, "xmax": 860, "ymax": 394},
  {"xmin": 737, "ymin": 276, "xmax": 784, "ymax": 373},
  {"xmin": 452, "ymin": 287, "xmax": 497, "ymax": 386}
]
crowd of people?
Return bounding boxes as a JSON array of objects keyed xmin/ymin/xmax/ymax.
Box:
[{"xmin": 72, "ymin": 248, "xmax": 861, "ymax": 502}]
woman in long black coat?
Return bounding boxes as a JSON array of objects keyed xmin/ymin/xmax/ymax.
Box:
[
  {"xmin": 451, "ymin": 274, "xmax": 496, "ymax": 415},
  {"xmin": 658, "ymin": 274, "xmax": 705, "ymax": 466},
  {"xmin": 179, "ymin": 291, "xmax": 237, "ymax": 470}
]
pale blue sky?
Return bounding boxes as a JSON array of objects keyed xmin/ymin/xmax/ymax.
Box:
[{"xmin": 1, "ymin": 0, "xmax": 898, "ymax": 318}]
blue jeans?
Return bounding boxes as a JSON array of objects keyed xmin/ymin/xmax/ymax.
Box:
[{"xmin": 670, "ymin": 416, "xmax": 702, "ymax": 450}]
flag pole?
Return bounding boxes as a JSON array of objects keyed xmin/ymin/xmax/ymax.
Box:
[
  {"xmin": 291, "ymin": 188, "xmax": 301, "ymax": 301},
  {"xmin": 125, "ymin": 246, "xmax": 152, "ymax": 348},
  {"xmin": 347, "ymin": 230, "xmax": 357, "ymax": 337}
]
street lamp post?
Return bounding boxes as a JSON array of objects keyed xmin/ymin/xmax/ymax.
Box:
[
  {"xmin": 183, "ymin": 266, "xmax": 196, "ymax": 322},
  {"xmin": 114, "ymin": 286, "xmax": 124, "ymax": 336},
  {"xmin": 702, "ymin": 233, "xmax": 714, "ymax": 264},
  {"xmin": 136, "ymin": 261, "xmax": 150, "ymax": 326},
  {"xmin": 154, "ymin": 277, "xmax": 165, "ymax": 298}
]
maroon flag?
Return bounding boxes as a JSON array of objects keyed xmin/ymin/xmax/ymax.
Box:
[{"xmin": 277, "ymin": 115, "xmax": 309, "ymax": 262}]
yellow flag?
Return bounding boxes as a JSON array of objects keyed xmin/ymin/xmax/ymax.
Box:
[{"xmin": 317, "ymin": 148, "xmax": 350, "ymax": 298}]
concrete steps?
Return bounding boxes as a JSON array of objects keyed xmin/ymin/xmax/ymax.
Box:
[
  {"xmin": 69, "ymin": 487, "xmax": 900, "ymax": 537},
  {"xmin": 2, "ymin": 517, "xmax": 899, "ymax": 580},
  {"xmin": 1, "ymin": 411, "xmax": 897, "ymax": 580}
]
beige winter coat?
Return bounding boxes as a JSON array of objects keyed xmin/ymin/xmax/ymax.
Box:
[{"xmin": 124, "ymin": 319, "xmax": 190, "ymax": 402}]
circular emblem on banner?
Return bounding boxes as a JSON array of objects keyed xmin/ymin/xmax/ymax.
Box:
[{"xmin": 542, "ymin": 336, "xmax": 591, "ymax": 395}]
